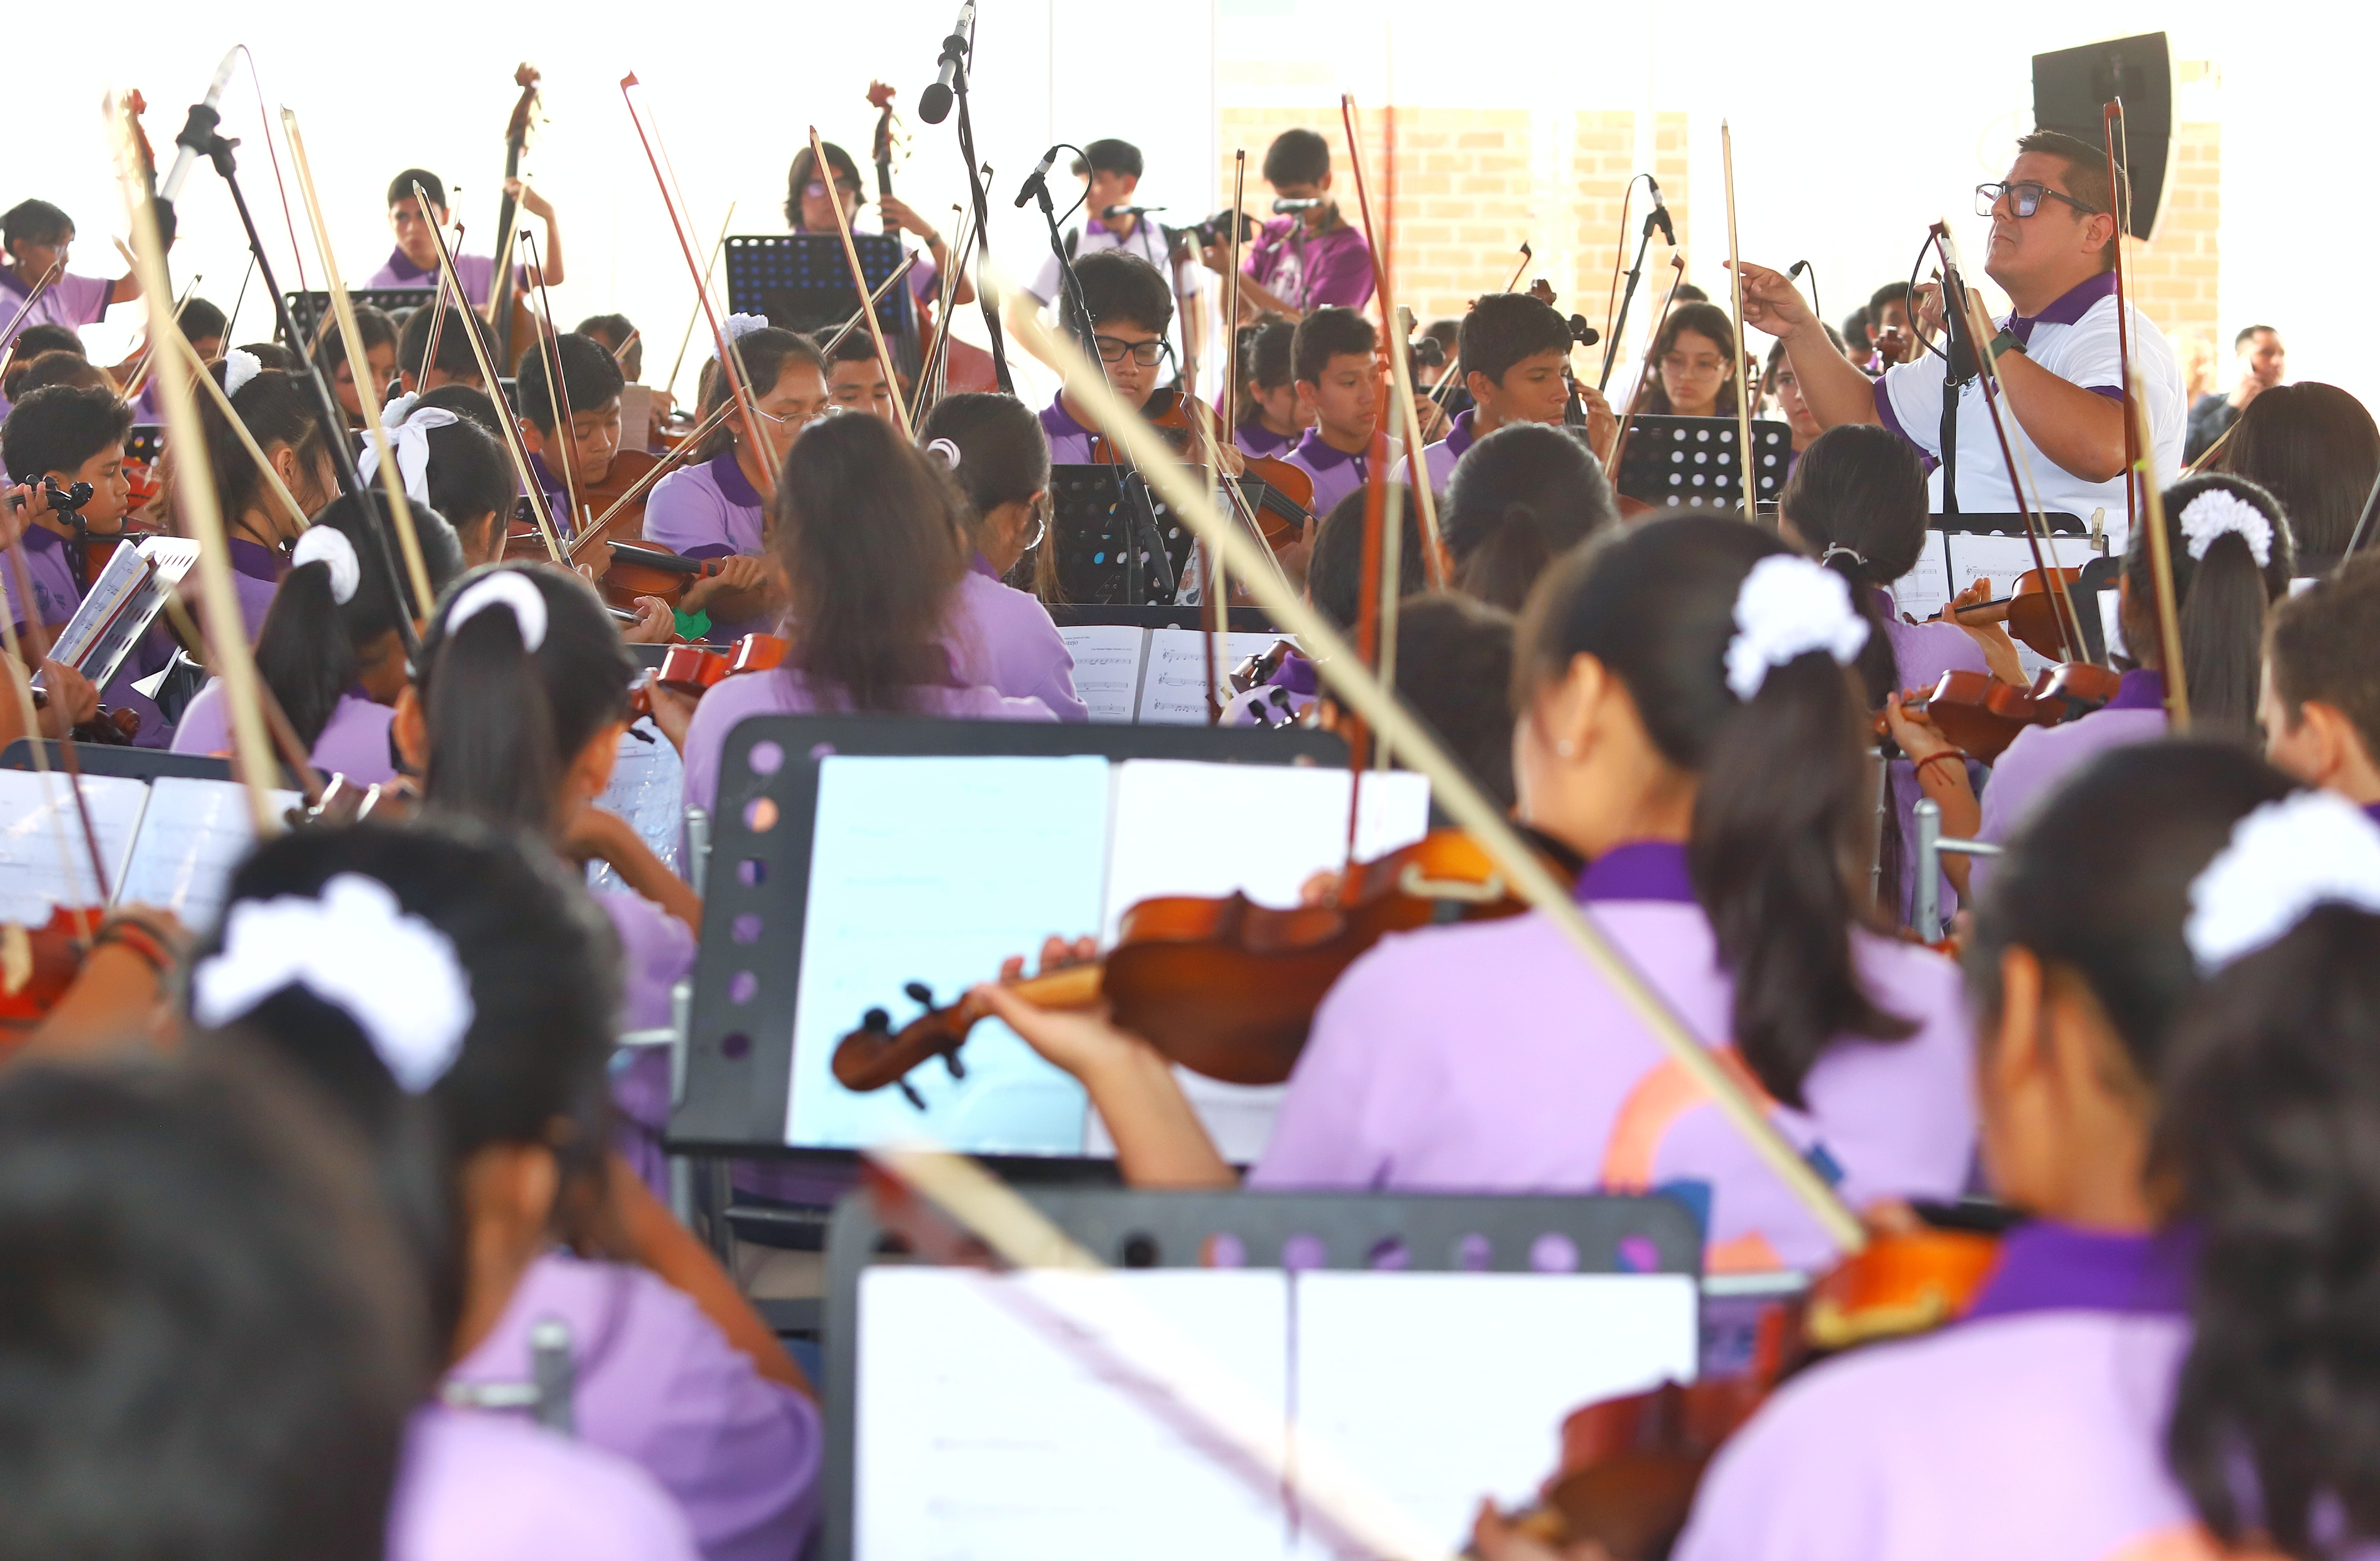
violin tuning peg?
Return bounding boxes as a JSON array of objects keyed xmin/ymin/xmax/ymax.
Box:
[
  {"xmin": 899, "ymin": 1080, "xmax": 927, "ymax": 1111},
  {"xmin": 944, "ymin": 1054, "xmax": 966, "ymax": 1081},
  {"xmin": 903, "ymin": 981, "xmax": 934, "ymax": 1007},
  {"xmin": 861, "ymin": 1007, "xmax": 891, "ymax": 1034}
]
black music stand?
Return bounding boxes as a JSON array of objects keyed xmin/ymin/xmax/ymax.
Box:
[
  {"xmin": 277, "ymin": 289, "xmax": 439, "ymax": 350},
  {"xmin": 722, "ymin": 234, "xmax": 920, "ymax": 376},
  {"xmin": 1048, "ymin": 464, "xmax": 1201, "ymax": 605},
  {"xmin": 1616, "ymin": 415, "xmax": 1794, "ymax": 515},
  {"xmin": 126, "ymin": 425, "xmax": 165, "ymax": 466}
]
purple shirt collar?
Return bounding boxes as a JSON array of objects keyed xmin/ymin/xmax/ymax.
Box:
[
  {"xmin": 969, "ymin": 550, "xmax": 999, "ymax": 581},
  {"xmin": 225, "ymin": 537, "xmax": 284, "ymax": 582},
  {"xmin": 1240, "ymin": 423, "xmax": 1294, "ymax": 457},
  {"xmin": 380, "ymin": 246, "xmax": 434, "ymax": 284},
  {"xmin": 21, "ymin": 525, "xmax": 65, "ymax": 557},
  {"xmin": 1443, "ymin": 409, "xmax": 1478, "ymax": 459},
  {"xmin": 0, "ymin": 268, "xmax": 30, "ymax": 300},
  {"xmin": 1962, "ymin": 1220, "xmax": 2191, "ymax": 1323},
  {"xmin": 1040, "ymin": 394, "xmax": 1093, "ymax": 445},
  {"xmin": 2365, "ymin": 801, "xmax": 2380, "ymax": 827},
  {"xmin": 1264, "ymin": 647, "xmax": 1317, "ymax": 696},
  {"xmin": 707, "ymin": 446, "xmax": 766, "ymax": 511},
  {"xmin": 2106, "ymin": 667, "xmax": 2167, "ymax": 711},
  {"xmin": 2008, "ymin": 271, "xmax": 2118, "ymax": 346},
  {"xmin": 1574, "ymin": 840, "xmax": 1696, "ymax": 905},
  {"xmin": 1291, "ymin": 427, "xmax": 1372, "ymax": 473}
]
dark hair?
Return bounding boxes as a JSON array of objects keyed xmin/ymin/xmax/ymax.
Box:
[
  {"xmin": 1865, "ymin": 282, "xmax": 1907, "ymax": 323},
  {"xmin": 199, "ymin": 817, "xmax": 620, "ymax": 1353},
  {"xmin": 2234, "ymin": 323, "xmax": 2278, "ymax": 351},
  {"xmin": 1778, "ymin": 424, "xmax": 1930, "ymax": 703},
  {"xmin": 8, "ymin": 323, "xmax": 81, "ymax": 362},
  {"xmin": 1458, "ymin": 292, "xmax": 1571, "ymax": 389},
  {"xmin": 825, "ymin": 329, "xmax": 881, "ymax": 367},
  {"xmin": 696, "ymin": 327, "xmax": 822, "ymax": 461},
  {"xmin": 0, "ymin": 198, "xmax": 71, "ymax": 251},
  {"xmin": 1292, "ymin": 306, "xmax": 1376, "ymax": 386},
  {"xmin": 1072, "ymin": 252, "xmax": 1173, "ymax": 339},
  {"xmin": 577, "ymin": 312, "xmax": 636, "ymax": 350},
  {"xmin": 1841, "ymin": 308, "xmax": 1870, "ymax": 351},
  {"xmin": 1515, "ymin": 517, "xmax": 1912, "ymax": 1105},
  {"xmin": 8, "ymin": 350, "xmax": 105, "ymax": 397},
  {"xmin": 1640, "ymin": 301, "xmax": 1742, "ymax": 416},
  {"xmin": 2267, "ymin": 554, "xmax": 2380, "ymax": 768},
  {"xmin": 2012, "ymin": 130, "xmax": 2117, "ymax": 269},
  {"xmin": 1390, "ymin": 592, "xmax": 1518, "ymax": 808},
  {"xmin": 1441, "ymin": 423, "xmax": 1617, "ymax": 612},
  {"xmin": 1672, "ymin": 283, "xmax": 1710, "ymax": 304},
  {"xmin": 415, "ymin": 382, "xmax": 506, "ymax": 439},
  {"xmin": 415, "ymin": 563, "xmax": 636, "ymax": 837},
  {"xmin": 1076, "ymin": 138, "xmax": 1144, "ymax": 179},
  {"xmin": 784, "ymin": 142, "xmax": 862, "ymax": 226},
  {"xmin": 2158, "ymin": 899, "xmax": 2380, "ymax": 1559},
  {"xmin": 773, "ymin": 413, "xmax": 968, "ymax": 710},
  {"xmin": 238, "ymin": 341, "xmax": 295, "ymax": 373},
  {"xmin": 1262, "ymin": 128, "xmax": 1331, "ymax": 187},
  {"xmin": 515, "ymin": 331, "xmax": 625, "ymax": 435},
  {"xmin": 920, "ymin": 391, "xmax": 1048, "ymax": 526},
  {"xmin": 1236, "ymin": 321, "xmax": 1296, "ymax": 426},
  {"xmin": 1966, "ymin": 740, "xmax": 2291, "ymax": 1079},
  {"xmin": 0, "ymin": 1057, "xmax": 420, "ymax": 1561},
  {"xmin": 1307, "ymin": 485, "xmax": 1427, "ymax": 631},
  {"xmin": 178, "ymin": 296, "xmax": 228, "ymax": 343},
  {"xmin": 203, "ymin": 367, "xmax": 326, "ymax": 525},
  {"xmin": 256, "ymin": 491, "xmax": 463, "ymax": 751},
  {"xmin": 313, "ymin": 304, "xmax": 397, "ymax": 384},
  {"xmin": 1, "ymin": 383, "xmax": 133, "ymax": 479},
  {"xmin": 2218, "ymin": 383, "xmax": 2378, "ymax": 570},
  {"xmin": 422, "ymin": 412, "xmax": 514, "ymax": 542},
  {"xmin": 398, "ymin": 303, "xmax": 488, "ymax": 386},
  {"xmin": 386, "ymin": 168, "xmax": 445, "ymax": 211},
  {"xmin": 2121, "ymin": 473, "xmax": 2295, "ymax": 738}
]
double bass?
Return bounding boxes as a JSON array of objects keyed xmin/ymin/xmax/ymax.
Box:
[
  {"xmin": 486, "ymin": 64, "xmax": 543, "ymax": 372},
  {"xmin": 865, "ymin": 81, "xmax": 996, "ymax": 397}
]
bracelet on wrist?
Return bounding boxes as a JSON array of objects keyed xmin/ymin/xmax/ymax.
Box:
[
  {"xmin": 93, "ymin": 916, "xmax": 174, "ymax": 978},
  {"xmin": 1914, "ymin": 748, "xmax": 1972, "ymax": 783}
]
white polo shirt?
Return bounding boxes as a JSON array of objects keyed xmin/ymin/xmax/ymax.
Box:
[
  {"xmin": 1026, "ymin": 215, "xmax": 1204, "ymax": 368},
  {"xmin": 1874, "ymin": 271, "xmax": 2182, "ymax": 551}
]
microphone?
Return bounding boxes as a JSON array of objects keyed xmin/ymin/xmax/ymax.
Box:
[
  {"xmin": 916, "ymin": 0, "xmax": 974, "ymax": 125},
  {"xmin": 1272, "ymin": 197, "xmax": 1322, "ymax": 213},
  {"xmin": 1103, "ymin": 205, "xmax": 1166, "ymax": 219},
  {"xmin": 1014, "ymin": 144, "xmax": 1060, "ymax": 209},
  {"xmin": 160, "ymin": 47, "xmax": 240, "ymax": 206}
]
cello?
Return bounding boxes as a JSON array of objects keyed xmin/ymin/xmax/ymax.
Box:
[
  {"xmin": 485, "ymin": 64, "xmax": 543, "ymax": 373},
  {"xmin": 866, "ymin": 81, "xmax": 995, "ymax": 399}
]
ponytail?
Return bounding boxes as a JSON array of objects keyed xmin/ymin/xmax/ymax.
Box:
[
  {"xmin": 251, "ymin": 561, "xmax": 355, "ymax": 750},
  {"xmin": 202, "ymin": 367, "xmax": 325, "ymax": 524},
  {"xmin": 2124, "ymin": 474, "xmax": 2295, "ymax": 740},
  {"xmin": 1443, "ymin": 423, "xmax": 1618, "ymax": 612}
]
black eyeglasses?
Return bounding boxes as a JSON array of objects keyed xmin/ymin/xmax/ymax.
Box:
[
  {"xmin": 1093, "ymin": 334, "xmax": 1172, "ymax": 367},
  {"xmin": 1975, "ymin": 180, "xmax": 2102, "ymax": 219},
  {"xmin": 804, "ymin": 180, "xmax": 864, "ymax": 199}
]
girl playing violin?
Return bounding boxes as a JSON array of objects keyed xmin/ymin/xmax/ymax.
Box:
[
  {"xmin": 1672, "ymin": 745, "xmax": 2360, "ymax": 1561},
  {"xmin": 987, "ymin": 517, "xmax": 1974, "ymax": 1272},
  {"xmin": 313, "ymin": 305, "xmax": 398, "ymax": 430},
  {"xmin": 1232, "ymin": 320, "xmax": 1308, "ymax": 459}
]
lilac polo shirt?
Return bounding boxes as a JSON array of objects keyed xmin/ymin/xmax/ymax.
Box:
[
  {"xmin": 448, "ymin": 1253, "xmax": 822, "ymax": 1561},
  {"xmin": 1235, "ymin": 422, "xmax": 1297, "ymax": 460},
  {"xmin": 1243, "ymin": 217, "xmax": 1376, "ymax": 312},
  {"xmin": 1388, "ymin": 409, "xmax": 1477, "ymax": 493},
  {"xmin": 1676, "ymin": 1223, "xmax": 2200, "ymax": 1561},
  {"xmin": 1, "ymin": 526, "xmax": 85, "ymax": 634},
  {"xmin": 1285, "ymin": 428, "xmax": 1402, "ymax": 520},
  {"xmin": 644, "ymin": 449, "xmax": 766, "ymax": 559},
  {"xmin": 1249, "ymin": 840, "xmax": 1976, "ymax": 1272},
  {"xmin": 365, "ymin": 248, "xmax": 521, "ymax": 310},
  {"xmin": 1219, "ymin": 643, "xmax": 1315, "ymax": 728},
  {"xmin": 1972, "ymin": 669, "xmax": 2169, "ymax": 896},
  {"xmin": 529, "ymin": 453, "xmax": 575, "ymax": 538},
  {"xmin": 1039, "ymin": 396, "xmax": 1098, "ymax": 465},
  {"xmin": 226, "ymin": 536, "xmax": 284, "ymax": 641},
  {"xmin": 948, "ymin": 555, "xmax": 1088, "ymax": 720},
  {"xmin": 172, "ymin": 684, "xmax": 398, "ymax": 784},
  {"xmin": 0, "ymin": 267, "xmax": 114, "ymax": 353},
  {"xmin": 1880, "ymin": 589, "xmax": 1994, "ymax": 923},
  {"xmin": 387, "ymin": 1404, "xmax": 699, "ymax": 1561},
  {"xmin": 601, "ymin": 888, "xmax": 698, "ymax": 1198}
]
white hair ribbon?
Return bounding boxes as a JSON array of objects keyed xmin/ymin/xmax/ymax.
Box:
[
  {"xmin": 2177, "ymin": 489, "xmax": 2274, "ymax": 568},
  {"xmin": 446, "ymin": 569, "xmax": 548, "ymax": 652},
  {"xmin": 2186, "ymin": 791, "xmax": 2380, "ymax": 971},
  {"xmin": 1723, "ymin": 553, "xmax": 1872, "ymax": 701},
  {"xmin": 291, "ymin": 524, "xmax": 362, "ymax": 605},
  {"xmin": 925, "ymin": 437, "xmax": 963, "ymax": 469},
  {"xmin": 1818, "ymin": 543, "xmax": 1868, "ymax": 569},
  {"xmin": 723, "ymin": 312, "xmax": 770, "ymax": 344},
  {"xmin": 356, "ymin": 406, "xmax": 460, "ymax": 508},
  {"xmin": 380, "ymin": 391, "xmax": 423, "ymax": 426},
  {"xmin": 221, "ymin": 346, "xmax": 263, "ymax": 399},
  {"xmin": 191, "ymin": 874, "xmax": 475, "ymax": 1093}
]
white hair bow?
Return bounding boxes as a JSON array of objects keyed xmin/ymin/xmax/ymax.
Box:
[
  {"xmin": 357, "ymin": 405, "xmax": 460, "ymax": 508},
  {"xmin": 191, "ymin": 874, "xmax": 475, "ymax": 1092},
  {"xmin": 291, "ymin": 524, "xmax": 361, "ymax": 605},
  {"xmin": 2186, "ymin": 791, "xmax": 2380, "ymax": 971},
  {"xmin": 221, "ymin": 346, "xmax": 263, "ymax": 399},
  {"xmin": 446, "ymin": 568, "xmax": 548, "ymax": 651},
  {"xmin": 2177, "ymin": 489, "xmax": 2274, "ymax": 568},
  {"xmin": 723, "ymin": 312, "xmax": 770, "ymax": 344},
  {"xmin": 1724, "ymin": 553, "xmax": 1872, "ymax": 700},
  {"xmin": 925, "ymin": 437, "xmax": 963, "ymax": 469}
]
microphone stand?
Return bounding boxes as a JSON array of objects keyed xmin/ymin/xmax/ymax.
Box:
[
  {"xmin": 941, "ymin": 41, "xmax": 1015, "ymax": 394},
  {"xmin": 1597, "ymin": 205, "xmax": 1668, "ymax": 393}
]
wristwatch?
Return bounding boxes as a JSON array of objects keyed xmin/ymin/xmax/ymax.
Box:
[{"xmin": 1988, "ymin": 327, "xmax": 2025, "ymax": 362}]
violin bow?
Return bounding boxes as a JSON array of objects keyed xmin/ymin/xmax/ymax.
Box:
[
  {"xmin": 1005, "ymin": 278, "xmax": 1865, "ymax": 1253},
  {"xmin": 281, "ymin": 112, "xmax": 440, "ymax": 619},
  {"xmin": 0, "ymin": 261, "xmax": 65, "ymax": 356},
  {"xmin": 411, "ymin": 180, "xmax": 567, "ymax": 565},
  {"xmin": 163, "ymin": 324, "xmax": 310, "ymax": 533},
  {"xmin": 520, "ymin": 228, "xmax": 586, "ymax": 542},
  {"xmin": 623, "ymin": 78, "xmax": 775, "ymax": 500},
  {"xmin": 580, "ymin": 401, "xmax": 736, "ymax": 543},
  {"xmin": 1720, "ymin": 122, "xmax": 1759, "ymax": 525},
  {"xmin": 1222, "ymin": 151, "xmax": 1247, "ymax": 434},
  {"xmin": 809, "ymin": 125, "xmax": 915, "ymax": 443},
  {"xmin": 2104, "ymin": 102, "xmax": 2139, "ymax": 544},
  {"xmin": 663, "ymin": 200, "xmax": 735, "ymax": 404},
  {"xmin": 612, "ymin": 328, "xmax": 641, "ymax": 367},
  {"xmin": 2131, "ymin": 374, "xmax": 2191, "ymax": 732},
  {"xmin": 1339, "ymin": 94, "xmax": 1445, "ymax": 587},
  {"xmin": 109, "ymin": 95, "xmax": 281, "ymax": 836},
  {"xmin": 113, "ymin": 272, "xmax": 200, "ymax": 406},
  {"xmin": 0, "ymin": 606, "xmax": 97, "ymax": 938},
  {"xmin": 415, "ymin": 210, "xmax": 463, "ymax": 394},
  {"xmin": 819, "ymin": 250, "xmax": 925, "ymax": 357}
]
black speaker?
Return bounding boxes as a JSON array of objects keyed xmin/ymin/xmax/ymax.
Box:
[{"xmin": 2031, "ymin": 31, "xmax": 2173, "ymax": 242}]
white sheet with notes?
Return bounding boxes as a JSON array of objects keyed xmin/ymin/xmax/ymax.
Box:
[
  {"xmin": 0, "ymin": 771, "xmax": 295, "ymax": 931},
  {"xmin": 1052, "ymin": 627, "xmax": 1301, "ymax": 724},
  {"xmin": 587, "ymin": 722, "xmax": 683, "ymax": 894}
]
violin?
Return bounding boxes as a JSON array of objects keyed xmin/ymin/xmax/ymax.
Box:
[
  {"xmin": 574, "ymin": 447, "xmax": 664, "ymax": 550},
  {"xmin": 0, "ymin": 905, "xmax": 106, "ymax": 1031},
  {"xmin": 1092, "ymin": 388, "xmax": 1310, "ymax": 557},
  {"xmin": 1945, "ymin": 567, "xmax": 2089, "ymax": 663},
  {"xmin": 833, "ymin": 827, "xmax": 1558, "ymax": 1102},
  {"xmin": 598, "ymin": 540, "xmax": 726, "ymax": 613},
  {"xmin": 1883, "ymin": 661, "xmax": 2122, "ymax": 764},
  {"xmin": 630, "ymin": 631, "xmax": 788, "ymax": 716}
]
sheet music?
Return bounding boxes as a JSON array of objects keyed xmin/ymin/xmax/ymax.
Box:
[
  {"xmin": 114, "ymin": 776, "xmax": 301, "ymax": 931},
  {"xmin": 785, "ymin": 755, "xmax": 1111, "ymax": 1155},
  {"xmin": 618, "ymin": 383, "xmax": 655, "ymax": 451},
  {"xmin": 1889, "ymin": 531, "xmax": 1953, "ymax": 622},
  {"xmin": 46, "ymin": 538, "xmax": 199, "ymax": 690},
  {"xmin": 0, "ymin": 769, "xmax": 150, "ymax": 921},
  {"xmin": 1137, "ymin": 630, "xmax": 1300, "ymax": 725},
  {"xmin": 1055, "ymin": 626, "xmax": 1148, "ymax": 724},
  {"xmin": 586, "ymin": 722, "xmax": 683, "ymax": 894},
  {"xmin": 1944, "ymin": 531, "xmax": 2084, "ymax": 681}
]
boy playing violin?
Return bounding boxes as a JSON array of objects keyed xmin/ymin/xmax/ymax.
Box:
[
  {"xmin": 1282, "ymin": 307, "xmax": 1396, "ymax": 516},
  {"xmin": 1396, "ymin": 291, "xmax": 1604, "ymax": 490}
]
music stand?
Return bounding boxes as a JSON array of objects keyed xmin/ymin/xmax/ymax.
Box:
[
  {"xmin": 1616, "ymin": 415, "xmax": 1794, "ymax": 515},
  {"xmin": 278, "ymin": 289, "xmax": 438, "ymax": 350},
  {"xmin": 126, "ymin": 425, "xmax": 165, "ymax": 466},
  {"xmin": 1048, "ymin": 464, "xmax": 1202, "ymax": 605},
  {"xmin": 722, "ymin": 234, "xmax": 920, "ymax": 376}
]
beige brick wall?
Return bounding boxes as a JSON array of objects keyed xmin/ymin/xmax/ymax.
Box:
[{"xmin": 2124, "ymin": 120, "xmax": 2220, "ymax": 361}]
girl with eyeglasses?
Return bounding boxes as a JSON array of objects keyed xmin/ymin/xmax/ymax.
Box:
[{"xmin": 783, "ymin": 141, "xmax": 974, "ymax": 317}]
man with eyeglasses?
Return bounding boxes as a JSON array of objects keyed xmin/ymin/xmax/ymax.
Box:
[
  {"xmin": 1736, "ymin": 130, "xmax": 2183, "ymax": 547},
  {"xmin": 1008, "ymin": 139, "xmax": 1205, "ymax": 383},
  {"xmin": 1035, "ymin": 252, "xmax": 1180, "ymax": 463}
]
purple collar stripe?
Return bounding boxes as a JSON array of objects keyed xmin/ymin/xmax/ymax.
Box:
[
  {"xmin": 2009, "ymin": 271, "xmax": 2118, "ymax": 346},
  {"xmin": 1963, "ymin": 1221, "xmax": 2192, "ymax": 1323},
  {"xmin": 1291, "ymin": 428, "xmax": 1366, "ymax": 473},
  {"xmin": 22, "ymin": 526, "xmax": 64, "ymax": 556},
  {"xmin": 1444, "ymin": 409, "xmax": 1477, "ymax": 460},
  {"xmin": 225, "ymin": 537, "xmax": 284, "ymax": 582},
  {"xmin": 2366, "ymin": 801, "xmax": 2380, "ymax": 827},
  {"xmin": 382, "ymin": 247, "xmax": 432, "ymax": 283},
  {"xmin": 1574, "ymin": 840, "xmax": 1697, "ymax": 905},
  {"xmin": 1040, "ymin": 395, "xmax": 1093, "ymax": 442},
  {"xmin": 707, "ymin": 447, "xmax": 766, "ymax": 511},
  {"xmin": 2106, "ymin": 667, "xmax": 2167, "ymax": 711},
  {"xmin": 0, "ymin": 269, "xmax": 29, "ymax": 300},
  {"xmin": 969, "ymin": 551, "xmax": 999, "ymax": 581}
]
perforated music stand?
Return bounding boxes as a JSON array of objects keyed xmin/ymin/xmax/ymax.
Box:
[
  {"xmin": 1616, "ymin": 415, "xmax": 1794, "ymax": 514},
  {"xmin": 126, "ymin": 426, "xmax": 165, "ymax": 466},
  {"xmin": 277, "ymin": 289, "xmax": 439, "ymax": 350},
  {"xmin": 722, "ymin": 234, "xmax": 920, "ymax": 375},
  {"xmin": 1048, "ymin": 463, "xmax": 1202, "ymax": 605}
]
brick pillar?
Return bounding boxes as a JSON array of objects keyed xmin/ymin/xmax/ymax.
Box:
[{"xmin": 2125, "ymin": 120, "xmax": 2220, "ymax": 358}]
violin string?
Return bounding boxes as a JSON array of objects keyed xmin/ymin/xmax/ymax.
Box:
[{"xmin": 521, "ymin": 228, "xmax": 585, "ymax": 543}]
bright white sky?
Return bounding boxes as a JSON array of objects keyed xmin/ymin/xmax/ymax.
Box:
[{"xmin": 4, "ymin": 0, "xmax": 2364, "ymax": 406}]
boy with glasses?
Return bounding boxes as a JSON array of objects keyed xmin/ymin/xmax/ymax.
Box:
[
  {"xmin": 1736, "ymin": 130, "xmax": 2183, "ymax": 549},
  {"xmin": 1037, "ymin": 252, "xmax": 1176, "ymax": 463}
]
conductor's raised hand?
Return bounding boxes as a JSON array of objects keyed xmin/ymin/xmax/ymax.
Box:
[{"xmin": 1727, "ymin": 261, "xmax": 1813, "ymax": 339}]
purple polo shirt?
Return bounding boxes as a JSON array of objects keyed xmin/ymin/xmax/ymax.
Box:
[
  {"xmin": 1243, "ymin": 216, "xmax": 1375, "ymax": 312},
  {"xmin": 1039, "ymin": 395, "xmax": 1098, "ymax": 465},
  {"xmin": 0, "ymin": 526, "xmax": 85, "ymax": 634},
  {"xmin": 1285, "ymin": 428, "xmax": 1396, "ymax": 519},
  {"xmin": 1220, "ymin": 643, "xmax": 1316, "ymax": 728},
  {"xmin": 1389, "ymin": 408, "xmax": 1477, "ymax": 492},
  {"xmin": 0, "ymin": 266, "xmax": 114, "ymax": 352},
  {"xmin": 225, "ymin": 536, "xmax": 284, "ymax": 642},
  {"xmin": 1972, "ymin": 668, "xmax": 2169, "ymax": 896},
  {"xmin": 448, "ymin": 1252, "xmax": 822, "ymax": 1561},
  {"xmin": 528, "ymin": 453, "xmax": 575, "ymax": 538},
  {"xmin": 644, "ymin": 449, "xmax": 766, "ymax": 560},
  {"xmin": 1880, "ymin": 589, "xmax": 1994, "ymax": 923},
  {"xmin": 603, "ymin": 888, "xmax": 699, "ymax": 1198},
  {"xmin": 173, "ymin": 684, "xmax": 398, "ymax": 784},
  {"xmin": 1677, "ymin": 1223, "xmax": 2198, "ymax": 1561},
  {"xmin": 1250, "ymin": 838, "xmax": 1976, "ymax": 1272},
  {"xmin": 1235, "ymin": 422, "xmax": 1297, "ymax": 460},
  {"xmin": 365, "ymin": 249, "xmax": 523, "ymax": 310},
  {"xmin": 387, "ymin": 1404, "xmax": 699, "ymax": 1561},
  {"xmin": 947, "ymin": 554, "xmax": 1088, "ymax": 720}
]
